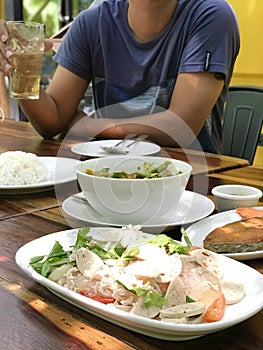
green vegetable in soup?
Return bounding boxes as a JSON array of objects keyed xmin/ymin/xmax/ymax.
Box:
[{"xmin": 86, "ymin": 160, "xmax": 183, "ymax": 179}]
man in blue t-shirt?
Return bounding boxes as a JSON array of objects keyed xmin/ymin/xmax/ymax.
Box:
[{"xmin": 0, "ymin": 0, "xmax": 239, "ymax": 153}]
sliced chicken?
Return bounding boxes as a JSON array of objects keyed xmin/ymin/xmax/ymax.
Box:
[
  {"xmin": 92, "ymin": 228, "xmax": 123, "ymax": 243},
  {"xmin": 220, "ymin": 280, "xmax": 245, "ymax": 304},
  {"xmin": 135, "ymin": 243, "xmax": 167, "ymax": 261},
  {"xmin": 187, "ymin": 248, "xmax": 223, "ymax": 279},
  {"xmin": 130, "ymin": 281, "xmax": 162, "ymax": 319},
  {"xmin": 160, "ymin": 317, "xmax": 187, "ymax": 324},
  {"xmin": 162, "ymin": 275, "xmax": 186, "ymax": 309},
  {"xmin": 75, "ymin": 248, "xmax": 104, "ymax": 274},
  {"xmin": 123, "ymin": 246, "xmax": 182, "ymax": 283},
  {"xmin": 180, "ymin": 254, "xmax": 223, "ymax": 309},
  {"xmin": 130, "ymin": 294, "xmax": 161, "ymax": 318},
  {"xmin": 160, "ymin": 301, "xmax": 205, "ymax": 318}
]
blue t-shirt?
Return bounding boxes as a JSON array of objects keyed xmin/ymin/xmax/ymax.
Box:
[{"xmin": 54, "ymin": 0, "xmax": 240, "ymax": 153}]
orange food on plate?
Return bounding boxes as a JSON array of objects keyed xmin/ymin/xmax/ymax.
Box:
[
  {"xmin": 203, "ymin": 217, "xmax": 263, "ymax": 253},
  {"xmin": 236, "ymin": 207, "xmax": 263, "ymax": 219}
]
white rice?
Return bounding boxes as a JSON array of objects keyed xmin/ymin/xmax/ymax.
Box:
[{"xmin": 0, "ymin": 151, "xmax": 49, "ymax": 185}]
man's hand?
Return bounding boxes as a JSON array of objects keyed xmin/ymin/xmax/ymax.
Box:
[
  {"xmin": 0, "ymin": 19, "xmax": 12, "ymax": 74},
  {"xmin": 47, "ymin": 38, "xmax": 62, "ymax": 53}
]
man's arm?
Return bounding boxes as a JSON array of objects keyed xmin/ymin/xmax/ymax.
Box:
[
  {"xmin": 66, "ymin": 71, "xmax": 224, "ymax": 147},
  {"xmin": 19, "ymin": 63, "xmax": 223, "ymax": 147},
  {"xmin": 19, "ymin": 65, "xmax": 89, "ymax": 138}
]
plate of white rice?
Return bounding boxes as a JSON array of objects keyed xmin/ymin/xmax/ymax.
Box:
[{"xmin": 0, "ymin": 151, "xmax": 78, "ymax": 194}]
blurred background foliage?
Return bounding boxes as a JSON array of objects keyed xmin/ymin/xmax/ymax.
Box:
[
  {"xmin": 23, "ymin": 0, "xmax": 59, "ymax": 38},
  {"xmin": 22, "ymin": 0, "xmax": 94, "ymax": 89},
  {"xmin": 23, "ymin": 0, "xmax": 94, "ymax": 37}
]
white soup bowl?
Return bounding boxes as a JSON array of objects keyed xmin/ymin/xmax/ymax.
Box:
[{"xmin": 76, "ymin": 156, "xmax": 192, "ymax": 225}]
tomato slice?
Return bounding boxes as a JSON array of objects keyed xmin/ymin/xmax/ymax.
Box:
[
  {"xmin": 80, "ymin": 291, "xmax": 115, "ymax": 304},
  {"xmin": 202, "ymin": 294, "xmax": 226, "ymax": 323}
]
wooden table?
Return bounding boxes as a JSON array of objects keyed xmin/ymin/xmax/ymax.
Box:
[
  {"xmin": 1, "ymin": 119, "xmax": 249, "ymax": 170},
  {"xmin": 208, "ymin": 165, "xmax": 263, "ymax": 191},
  {"xmin": 162, "ymin": 147, "xmax": 249, "ymax": 174},
  {"xmin": 0, "ymin": 120, "xmax": 262, "ymax": 350}
]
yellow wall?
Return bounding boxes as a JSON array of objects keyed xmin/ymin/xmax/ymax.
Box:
[
  {"xmin": 227, "ymin": 0, "xmax": 263, "ymax": 87},
  {"xmin": 0, "ymin": 0, "xmax": 5, "ymax": 19}
]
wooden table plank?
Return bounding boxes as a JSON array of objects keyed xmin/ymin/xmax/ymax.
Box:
[
  {"xmin": 0, "ymin": 120, "xmax": 72, "ymax": 158},
  {"xmin": 208, "ymin": 166, "xmax": 263, "ymax": 190},
  {"xmin": 163, "ymin": 147, "xmax": 249, "ymax": 174},
  {"xmin": 0, "ymin": 191, "xmax": 59, "ymax": 219},
  {"xmin": 0, "ymin": 180, "xmax": 79, "ymax": 220},
  {"xmin": 0, "ymin": 277, "xmax": 134, "ymax": 350}
]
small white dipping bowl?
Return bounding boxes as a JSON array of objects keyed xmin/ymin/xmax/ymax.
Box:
[
  {"xmin": 212, "ymin": 184, "xmax": 262, "ymax": 212},
  {"xmin": 76, "ymin": 156, "xmax": 192, "ymax": 225}
]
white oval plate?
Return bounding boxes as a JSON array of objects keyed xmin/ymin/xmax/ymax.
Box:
[
  {"xmin": 62, "ymin": 191, "xmax": 215, "ymax": 234},
  {"xmin": 15, "ymin": 227, "xmax": 263, "ymax": 341},
  {"xmin": 184, "ymin": 207, "xmax": 263, "ymax": 260},
  {"xmin": 0, "ymin": 157, "xmax": 78, "ymax": 194},
  {"xmin": 71, "ymin": 139, "xmax": 161, "ymax": 157}
]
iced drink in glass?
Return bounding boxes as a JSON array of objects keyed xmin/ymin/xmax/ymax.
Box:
[{"xmin": 7, "ymin": 21, "xmax": 45, "ymax": 99}]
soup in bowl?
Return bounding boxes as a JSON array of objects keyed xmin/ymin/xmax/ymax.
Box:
[{"xmin": 76, "ymin": 156, "xmax": 192, "ymax": 225}]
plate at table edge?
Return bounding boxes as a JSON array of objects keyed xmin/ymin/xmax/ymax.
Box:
[
  {"xmin": 15, "ymin": 227, "xmax": 263, "ymax": 341},
  {"xmin": 184, "ymin": 207, "xmax": 263, "ymax": 260},
  {"xmin": 71, "ymin": 139, "xmax": 161, "ymax": 157},
  {"xmin": 0, "ymin": 157, "xmax": 78, "ymax": 194},
  {"xmin": 62, "ymin": 191, "xmax": 215, "ymax": 234}
]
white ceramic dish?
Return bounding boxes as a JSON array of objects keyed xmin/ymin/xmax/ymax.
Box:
[
  {"xmin": 62, "ymin": 191, "xmax": 214, "ymax": 234},
  {"xmin": 184, "ymin": 207, "xmax": 263, "ymax": 260},
  {"xmin": 212, "ymin": 185, "xmax": 262, "ymax": 212},
  {"xmin": 15, "ymin": 228, "xmax": 263, "ymax": 341},
  {"xmin": 76, "ymin": 156, "xmax": 192, "ymax": 225},
  {"xmin": 71, "ymin": 139, "xmax": 161, "ymax": 157},
  {"xmin": 0, "ymin": 157, "xmax": 78, "ymax": 194}
]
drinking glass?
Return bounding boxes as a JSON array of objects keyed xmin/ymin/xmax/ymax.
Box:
[{"xmin": 7, "ymin": 21, "xmax": 45, "ymax": 99}]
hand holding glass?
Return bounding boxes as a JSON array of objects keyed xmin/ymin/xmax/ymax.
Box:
[{"xmin": 7, "ymin": 21, "xmax": 45, "ymax": 100}]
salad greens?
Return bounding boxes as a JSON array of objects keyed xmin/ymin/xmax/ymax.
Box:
[
  {"xmin": 30, "ymin": 227, "xmax": 192, "ymax": 278},
  {"xmin": 116, "ymin": 280, "xmax": 167, "ymax": 308},
  {"xmin": 29, "ymin": 240, "xmax": 71, "ymax": 277},
  {"xmin": 148, "ymin": 232, "xmax": 192, "ymax": 255},
  {"xmin": 86, "ymin": 160, "xmax": 183, "ymax": 179},
  {"xmin": 29, "ymin": 227, "xmax": 193, "ymax": 308}
]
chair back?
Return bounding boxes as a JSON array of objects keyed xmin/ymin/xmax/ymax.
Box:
[{"xmin": 222, "ymin": 85, "xmax": 263, "ymax": 164}]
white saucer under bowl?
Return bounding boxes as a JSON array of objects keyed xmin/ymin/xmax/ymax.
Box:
[{"xmin": 62, "ymin": 191, "xmax": 214, "ymax": 234}]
